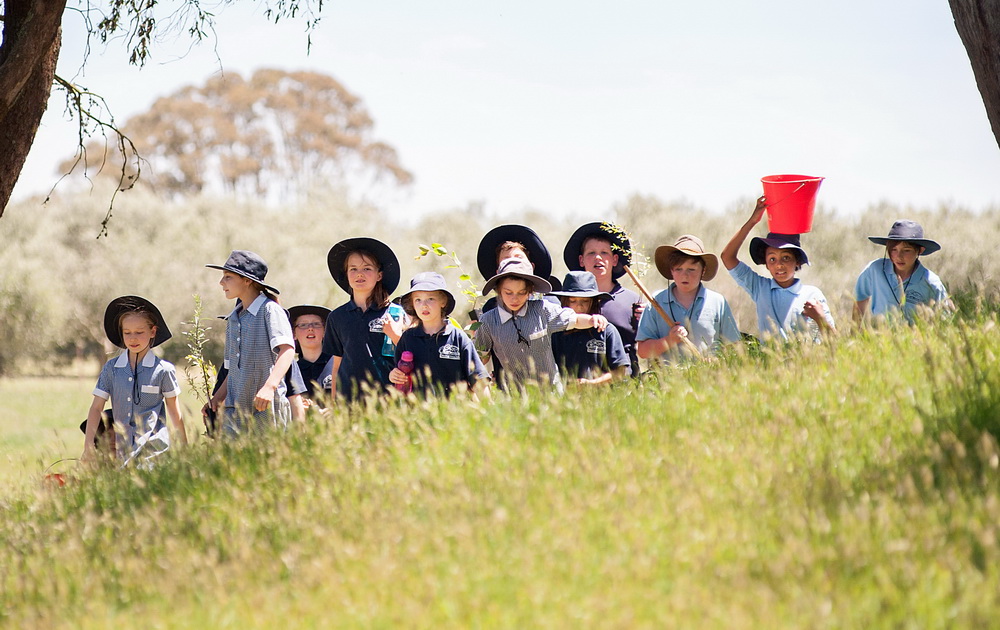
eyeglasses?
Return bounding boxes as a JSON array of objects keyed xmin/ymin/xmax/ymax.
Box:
[{"xmin": 295, "ymin": 322, "xmax": 324, "ymax": 330}]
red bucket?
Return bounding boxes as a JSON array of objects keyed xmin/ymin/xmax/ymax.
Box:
[{"xmin": 761, "ymin": 174, "xmax": 824, "ymax": 234}]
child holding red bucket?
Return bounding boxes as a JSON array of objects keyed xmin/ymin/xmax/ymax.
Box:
[
  {"xmin": 721, "ymin": 197, "xmax": 835, "ymax": 342},
  {"xmin": 853, "ymin": 220, "xmax": 952, "ymax": 323},
  {"xmin": 388, "ymin": 272, "xmax": 490, "ymax": 397},
  {"xmin": 82, "ymin": 296, "xmax": 187, "ymax": 465}
]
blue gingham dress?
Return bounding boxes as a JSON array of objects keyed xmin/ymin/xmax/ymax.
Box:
[
  {"xmin": 93, "ymin": 350, "xmax": 181, "ymax": 465},
  {"xmin": 222, "ymin": 294, "xmax": 295, "ymax": 436}
]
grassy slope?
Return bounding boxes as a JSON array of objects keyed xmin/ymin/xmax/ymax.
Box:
[{"xmin": 2, "ymin": 316, "xmax": 1000, "ymax": 628}]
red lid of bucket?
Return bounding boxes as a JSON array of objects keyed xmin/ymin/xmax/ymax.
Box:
[{"xmin": 760, "ymin": 174, "xmax": 824, "ymax": 234}]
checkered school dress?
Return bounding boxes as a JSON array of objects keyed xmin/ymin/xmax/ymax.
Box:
[
  {"xmin": 93, "ymin": 350, "xmax": 180, "ymax": 465},
  {"xmin": 222, "ymin": 294, "xmax": 295, "ymax": 436}
]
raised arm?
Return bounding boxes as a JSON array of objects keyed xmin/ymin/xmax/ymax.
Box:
[{"xmin": 721, "ymin": 196, "xmax": 767, "ymax": 271}]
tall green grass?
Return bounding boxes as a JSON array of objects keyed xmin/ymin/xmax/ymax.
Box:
[{"xmin": 2, "ymin": 315, "xmax": 1000, "ymax": 628}]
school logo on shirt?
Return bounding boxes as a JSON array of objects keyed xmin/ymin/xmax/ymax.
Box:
[
  {"xmin": 369, "ymin": 318, "xmax": 384, "ymax": 333},
  {"xmin": 439, "ymin": 344, "xmax": 461, "ymax": 360},
  {"xmin": 585, "ymin": 340, "xmax": 607, "ymax": 354}
]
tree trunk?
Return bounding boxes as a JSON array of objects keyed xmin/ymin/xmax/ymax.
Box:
[
  {"xmin": 950, "ymin": 0, "xmax": 1000, "ymax": 151},
  {"xmin": 0, "ymin": 0, "xmax": 66, "ymax": 218}
]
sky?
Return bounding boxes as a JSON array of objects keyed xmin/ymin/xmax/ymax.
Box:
[{"xmin": 11, "ymin": 1, "xmax": 1000, "ymax": 219}]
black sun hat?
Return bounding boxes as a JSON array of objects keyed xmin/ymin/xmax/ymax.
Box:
[
  {"xmin": 288, "ymin": 304, "xmax": 332, "ymax": 325},
  {"xmin": 563, "ymin": 222, "xmax": 632, "ymax": 280},
  {"xmin": 748, "ymin": 233, "xmax": 810, "ymax": 266},
  {"xmin": 476, "ymin": 224, "xmax": 553, "ymax": 281},
  {"xmin": 868, "ymin": 220, "xmax": 941, "ymax": 255},
  {"xmin": 327, "ymin": 237, "xmax": 401, "ymax": 295},
  {"xmin": 547, "ymin": 271, "xmax": 612, "ymax": 303},
  {"xmin": 103, "ymin": 295, "xmax": 172, "ymax": 349},
  {"xmin": 206, "ymin": 250, "xmax": 281, "ymax": 294}
]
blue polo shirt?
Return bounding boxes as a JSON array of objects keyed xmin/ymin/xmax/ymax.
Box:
[
  {"xmin": 322, "ymin": 301, "xmax": 406, "ymax": 400},
  {"xmin": 729, "ymin": 262, "xmax": 835, "ymax": 342},
  {"xmin": 552, "ymin": 325, "xmax": 630, "ymax": 380},
  {"xmin": 600, "ymin": 283, "xmax": 642, "ymax": 377},
  {"xmin": 855, "ymin": 258, "xmax": 950, "ymax": 321},
  {"xmin": 637, "ymin": 284, "xmax": 741, "ymax": 359},
  {"xmin": 394, "ymin": 323, "xmax": 489, "ymax": 396}
]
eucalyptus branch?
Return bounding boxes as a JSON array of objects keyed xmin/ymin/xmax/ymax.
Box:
[
  {"xmin": 182, "ymin": 295, "xmax": 217, "ymax": 407},
  {"xmin": 601, "ymin": 221, "xmax": 652, "ymax": 278},
  {"xmin": 415, "ymin": 242, "xmax": 482, "ymax": 321}
]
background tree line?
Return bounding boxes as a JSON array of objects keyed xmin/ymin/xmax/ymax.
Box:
[{"xmin": 1, "ymin": 183, "xmax": 996, "ymax": 376}]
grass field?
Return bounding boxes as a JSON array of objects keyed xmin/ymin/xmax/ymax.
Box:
[{"xmin": 2, "ymin": 315, "xmax": 999, "ymax": 628}]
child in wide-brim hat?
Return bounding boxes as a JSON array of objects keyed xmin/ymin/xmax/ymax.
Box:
[
  {"xmin": 853, "ymin": 219, "xmax": 952, "ymax": 322},
  {"xmin": 721, "ymin": 197, "xmax": 835, "ymax": 342},
  {"xmin": 82, "ymin": 295, "xmax": 187, "ymax": 465},
  {"xmin": 206, "ymin": 250, "xmax": 295, "ymax": 436},
  {"xmin": 288, "ymin": 304, "xmax": 333, "ymax": 401},
  {"xmin": 637, "ymin": 235, "xmax": 741, "ymax": 361},
  {"xmin": 388, "ymin": 272, "xmax": 490, "ymax": 397},
  {"xmin": 321, "ymin": 237, "xmax": 408, "ymax": 402},
  {"xmin": 548, "ymin": 271, "xmax": 630, "ymax": 385},
  {"xmin": 474, "ymin": 258, "xmax": 609, "ymax": 392}
]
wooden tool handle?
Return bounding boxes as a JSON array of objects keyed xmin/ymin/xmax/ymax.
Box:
[{"xmin": 623, "ymin": 265, "xmax": 703, "ymax": 358}]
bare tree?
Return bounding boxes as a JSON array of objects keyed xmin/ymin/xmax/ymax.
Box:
[{"xmin": 950, "ymin": 0, "xmax": 1000, "ymax": 150}]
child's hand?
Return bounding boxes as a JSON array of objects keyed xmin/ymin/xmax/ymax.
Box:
[
  {"xmin": 802, "ymin": 299, "xmax": 825, "ymax": 322},
  {"xmin": 591, "ymin": 314, "xmax": 609, "ymax": 331},
  {"xmin": 749, "ymin": 196, "xmax": 767, "ymax": 225},
  {"xmin": 388, "ymin": 367, "xmax": 407, "ymax": 385},
  {"xmin": 383, "ymin": 317, "xmax": 405, "ymax": 340},
  {"xmin": 632, "ymin": 302, "xmax": 645, "ymax": 325},
  {"xmin": 253, "ymin": 383, "xmax": 276, "ymax": 411},
  {"xmin": 667, "ymin": 323, "xmax": 688, "ymax": 346}
]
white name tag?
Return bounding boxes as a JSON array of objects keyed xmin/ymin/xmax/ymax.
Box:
[{"xmin": 140, "ymin": 385, "xmax": 160, "ymax": 394}]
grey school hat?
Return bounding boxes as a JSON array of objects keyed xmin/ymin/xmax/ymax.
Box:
[
  {"xmin": 399, "ymin": 272, "xmax": 457, "ymax": 318},
  {"xmin": 546, "ymin": 271, "xmax": 612, "ymax": 303},
  {"xmin": 482, "ymin": 258, "xmax": 553, "ymax": 296},
  {"xmin": 206, "ymin": 250, "xmax": 280, "ymax": 294},
  {"xmin": 868, "ymin": 220, "xmax": 941, "ymax": 255}
]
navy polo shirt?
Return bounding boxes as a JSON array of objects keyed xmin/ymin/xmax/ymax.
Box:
[
  {"xmin": 600, "ymin": 283, "xmax": 641, "ymax": 377},
  {"xmin": 297, "ymin": 351, "xmax": 332, "ymax": 397},
  {"xmin": 395, "ymin": 323, "xmax": 489, "ymax": 396},
  {"xmin": 323, "ymin": 301, "xmax": 404, "ymax": 400},
  {"xmin": 552, "ymin": 325, "xmax": 630, "ymax": 380}
]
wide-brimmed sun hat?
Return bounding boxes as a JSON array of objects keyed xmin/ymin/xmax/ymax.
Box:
[
  {"xmin": 206, "ymin": 250, "xmax": 281, "ymax": 294},
  {"xmin": 749, "ymin": 233, "xmax": 810, "ymax": 266},
  {"xmin": 563, "ymin": 221, "xmax": 632, "ymax": 280},
  {"xmin": 476, "ymin": 224, "xmax": 553, "ymax": 281},
  {"xmin": 327, "ymin": 237, "xmax": 401, "ymax": 295},
  {"xmin": 654, "ymin": 235, "xmax": 720, "ymax": 281},
  {"xmin": 399, "ymin": 272, "xmax": 457, "ymax": 317},
  {"xmin": 482, "ymin": 258, "xmax": 553, "ymax": 296},
  {"xmin": 288, "ymin": 304, "xmax": 332, "ymax": 326},
  {"xmin": 103, "ymin": 295, "xmax": 172, "ymax": 349},
  {"xmin": 868, "ymin": 220, "xmax": 941, "ymax": 255},
  {"xmin": 547, "ymin": 271, "xmax": 612, "ymax": 303}
]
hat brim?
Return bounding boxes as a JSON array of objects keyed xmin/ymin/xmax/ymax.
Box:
[
  {"xmin": 653, "ymin": 245, "xmax": 719, "ymax": 281},
  {"xmin": 477, "ymin": 225, "xmax": 552, "ymax": 281},
  {"xmin": 563, "ymin": 222, "xmax": 632, "ymax": 280},
  {"xmin": 327, "ymin": 238, "xmax": 401, "ymax": 295},
  {"xmin": 867, "ymin": 236, "xmax": 940, "ymax": 255},
  {"xmin": 482, "ymin": 271, "xmax": 552, "ymax": 296},
  {"xmin": 103, "ymin": 296, "xmax": 172, "ymax": 349},
  {"xmin": 288, "ymin": 304, "xmax": 332, "ymax": 325},
  {"xmin": 205, "ymin": 264, "xmax": 281, "ymax": 295},
  {"xmin": 400, "ymin": 284, "xmax": 457, "ymax": 318},
  {"xmin": 748, "ymin": 237, "xmax": 810, "ymax": 266},
  {"xmin": 547, "ymin": 289, "xmax": 612, "ymax": 303}
]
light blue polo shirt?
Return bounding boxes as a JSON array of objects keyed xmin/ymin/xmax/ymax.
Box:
[
  {"xmin": 729, "ymin": 262, "xmax": 834, "ymax": 342},
  {"xmin": 636, "ymin": 283, "xmax": 741, "ymax": 358},
  {"xmin": 855, "ymin": 258, "xmax": 949, "ymax": 321}
]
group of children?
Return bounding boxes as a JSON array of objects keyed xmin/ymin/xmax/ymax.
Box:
[{"xmin": 82, "ymin": 197, "xmax": 952, "ymax": 464}]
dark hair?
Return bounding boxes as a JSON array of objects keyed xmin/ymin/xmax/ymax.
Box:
[
  {"xmin": 558, "ymin": 295, "xmax": 600, "ymax": 315},
  {"xmin": 344, "ymin": 249, "xmax": 390, "ymax": 309},
  {"xmin": 665, "ymin": 251, "xmax": 706, "ymax": 274},
  {"xmin": 495, "ymin": 241, "xmax": 530, "ymax": 265},
  {"xmin": 887, "ymin": 240, "xmax": 925, "ymax": 253}
]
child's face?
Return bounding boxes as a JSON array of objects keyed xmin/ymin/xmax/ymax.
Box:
[
  {"xmin": 346, "ymin": 253, "xmax": 383, "ymax": 293},
  {"xmin": 887, "ymin": 241, "xmax": 923, "ymax": 273},
  {"xmin": 499, "ymin": 278, "xmax": 531, "ymax": 313},
  {"xmin": 764, "ymin": 247, "xmax": 798, "ymax": 287},
  {"xmin": 566, "ymin": 296, "xmax": 593, "ymax": 315},
  {"xmin": 120, "ymin": 313, "xmax": 157, "ymax": 353},
  {"xmin": 579, "ymin": 237, "xmax": 618, "ymax": 281},
  {"xmin": 293, "ymin": 314, "xmax": 325, "ymax": 348},
  {"xmin": 411, "ymin": 291, "xmax": 447, "ymax": 324},
  {"xmin": 670, "ymin": 260, "xmax": 704, "ymax": 292},
  {"xmin": 219, "ymin": 271, "xmax": 251, "ymax": 300}
]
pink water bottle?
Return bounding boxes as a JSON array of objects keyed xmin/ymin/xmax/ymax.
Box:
[{"xmin": 396, "ymin": 351, "xmax": 414, "ymax": 393}]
